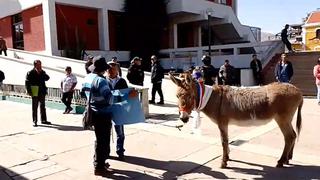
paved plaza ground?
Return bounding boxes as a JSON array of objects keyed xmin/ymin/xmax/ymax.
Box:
[{"xmin": 0, "ymin": 98, "xmax": 319, "ymax": 180}]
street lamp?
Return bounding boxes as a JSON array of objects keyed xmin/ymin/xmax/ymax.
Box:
[{"xmin": 206, "ymin": 8, "xmax": 214, "ymax": 56}]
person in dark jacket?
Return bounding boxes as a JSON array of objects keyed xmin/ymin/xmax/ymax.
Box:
[
  {"xmin": 25, "ymin": 60, "xmax": 51, "ymax": 127},
  {"xmin": 219, "ymin": 59, "xmax": 235, "ymax": 85},
  {"xmin": 106, "ymin": 61, "xmax": 128, "ymax": 160},
  {"xmin": 281, "ymin": 24, "xmax": 293, "ymax": 52},
  {"xmin": 250, "ymin": 54, "xmax": 263, "ymax": 85},
  {"xmin": 0, "ymin": 36, "xmax": 7, "ymax": 56},
  {"xmin": 111, "ymin": 57, "xmax": 122, "ymax": 77},
  {"xmin": 127, "ymin": 57, "xmax": 144, "ymax": 86},
  {"xmin": 0, "ymin": 69, "xmax": 5, "ymax": 91},
  {"xmin": 149, "ymin": 55, "xmax": 164, "ymax": 104},
  {"xmin": 275, "ymin": 53, "xmax": 294, "ymax": 83},
  {"xmin": 85, "ymin": 55, "xmax": 94, "ymax": 74},
  {"xmin": 200, "ymin": 55, "xmax": 217, "ymax": 86}
]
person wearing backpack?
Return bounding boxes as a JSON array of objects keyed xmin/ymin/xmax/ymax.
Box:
[{"xmin": 200, "ymin": 55, "xmax": 217, "ymax": 86}]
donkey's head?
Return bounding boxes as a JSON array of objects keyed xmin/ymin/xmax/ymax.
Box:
[{"xmin": 169, "ymin": 72, "xmax": 197, "ymax": 123}]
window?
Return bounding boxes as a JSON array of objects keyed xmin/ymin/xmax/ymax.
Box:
[
  {"xmin": 220, "ymin": 0, "xmax": 227, "ymax": 5},
  {"xmin": 12, "ymin": 13, "xmax": 24, "ymax": 49}
]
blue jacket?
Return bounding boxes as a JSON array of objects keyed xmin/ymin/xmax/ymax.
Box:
[
  {"xmin": 275, "ymin": 61, "xmax": 293, "ymax": 83},
  {"xmin": 82, "ymin": 73, "xmax": 113, "ymax": 113}
]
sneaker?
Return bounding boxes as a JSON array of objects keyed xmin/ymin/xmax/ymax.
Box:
[
  {"xmin": 149, "ymin": 100, "xmax": 155, "ymax": 104},
  {"xmin": 63, "ymin": 109, "xmax": 68, "ymax": 114},
  {"xmin": 94, "ymin": 163, "xmax": 110, "ymax": 176},
  {"xmin": 33, "ymin": 123, "xmax": 38, "ymax": 127},
  {"xmin": 156, "ymin": 101, "xmax": 164, "ymax": 105},
  {"xmin": 66, "ymin": 107, "xmax": 73, "ymax": 113},
  {"xmin": 41, "ymin": 121, "xmax": 51, "ymax": 125},
  {"xmin": 118, "ymin": 154, "xmax": 125, "ymax": 161},
  {"xmin": 94, "ymin": 168, "xmax": 108, "ymax": 176}
]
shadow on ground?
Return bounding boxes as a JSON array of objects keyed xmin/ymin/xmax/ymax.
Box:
[
  {"xmin": 38, "ymin": 123, "xmax": 84, "ymax": 131},
  {"xmin": 100, "ymin": 156, "xmax": 320, "ymax": 179},
  {"xmin": 147, "ymin": 113, "xmax": 180, "ymax": 122},
  {"xmin": 228, "ymin": 159, "xmax": 320, "ymax": 180},
  {"xmin": 104, "ymin": 155, "xmax": 229, "ymax": 179},
  {"xmin": 1, "ymin": 165, "xmax": 28, "ymax": 180}
]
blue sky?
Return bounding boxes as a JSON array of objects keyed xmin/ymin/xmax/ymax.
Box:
[{"xmin": 238, "ymin": 0, "xmax": 319, "ymax": 34}]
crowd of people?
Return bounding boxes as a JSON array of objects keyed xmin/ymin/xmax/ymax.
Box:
[{"xmin": 1, "ymin": 42, "xmax": 320, "ymax": 176}]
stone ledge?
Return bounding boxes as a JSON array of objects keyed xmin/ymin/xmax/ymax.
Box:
[{"xmin": 3, "ymin": 96, "xmax": 85, "ymax": 114}]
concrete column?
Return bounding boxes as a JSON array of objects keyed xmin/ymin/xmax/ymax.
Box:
[
  {"xmin": 173, "ymin": 24, "xmax": 178, "ymax": 49},
  {"xmin": 198, "ymin": 26, "xmax": 202, "ymax": 47},
  {"xmin": 197, "ymin": 27, "xmax": 202, "ymax": 66},
  {"xmin": 233, "ymin": 0, "xmax": 238, "ymax": 16},
  {"xmin": 42, "ymin": 0, "xmax": 59, "ymax": 56},
  {"xmin": 98, "ymin": 8, "xmax": 109, "ymax": 51}
]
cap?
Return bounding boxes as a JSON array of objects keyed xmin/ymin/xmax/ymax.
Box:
[
  {"xmin": 88, "ymin": 56, "xmax": 110, "ymax": 73},
  {"xmin": 107, "ymin": 61, "xmax": 119, "ymax": 66}
]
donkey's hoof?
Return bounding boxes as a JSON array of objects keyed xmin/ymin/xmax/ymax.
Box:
[
  {"xmin": 220, "ymin": 162, "xmax": 227, "ymax": 168},
  {"xmin": 276, "ymin": 163, "xmax": 284, "ymax": 168},
  {"xmin": 284, "ymin": 160, "xmax": 290, "ymax": 165}
]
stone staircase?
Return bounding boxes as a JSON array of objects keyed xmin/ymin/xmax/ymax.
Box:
[
  {"xmin": 262, "ymin": 53, "xmax": 281, "ymax": 85},
  {"xmin": 262, "ymin": 51, "xmax": 320, "ymax": 96}
]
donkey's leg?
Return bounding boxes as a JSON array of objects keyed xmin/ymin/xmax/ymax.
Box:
[
  {"xmin": 287, "ymin": 127, "xmax": 297, "ymax": 164},
  {"xmin": 275, "ymin": 117, "xmax": 296, "ymax": 167},
  {"xmin": 218, "ymin": 123, "xmax": 229, "ymax": 168}
]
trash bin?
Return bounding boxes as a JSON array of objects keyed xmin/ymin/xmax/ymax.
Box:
[{"xmin": 240, "ymin": 69, "xmax": 255, "ymax": 86}]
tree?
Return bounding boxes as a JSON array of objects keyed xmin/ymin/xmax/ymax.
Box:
[{"xmin": 123, "ymin": 0, "xmax": 168, "ymax": 71}]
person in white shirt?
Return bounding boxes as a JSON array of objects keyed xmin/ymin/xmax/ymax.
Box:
[{"xmin": 61, "ymin": 66, "xmax": 77, "ymax": 114}]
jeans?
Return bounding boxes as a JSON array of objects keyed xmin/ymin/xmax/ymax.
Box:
[
  {"xmin": 151, "ymin": 82, "xmax": 164, "ymax": 102},
  {"xmin": 317, "ymin": 84, "xmax": 320, "ymax": 103},
  {"xmin": 93, "ymin": 112, "xmax": 112, "ymax": 169},
  {"xmin": 114, "ymin": 125, "xmax": 125, "ymax": 156},
  {"xmin": 61, "ymin": 91, "xmax": 73, "ymax": 110},
  {"xmin": 32, "ymin": 94, "xmax": 47, "ymax": 123}
]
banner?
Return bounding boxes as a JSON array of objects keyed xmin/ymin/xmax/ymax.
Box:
[{"xmin": 109, "ymin": 88, "xmax": 145, "ymax": 125}]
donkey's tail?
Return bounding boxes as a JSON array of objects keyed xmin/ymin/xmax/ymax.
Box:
[{"xmin": 296, "ymin": 99, "xmax": 303, "ymax": 137}]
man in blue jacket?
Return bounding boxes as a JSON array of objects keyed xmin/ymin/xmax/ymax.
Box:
[
  {"xmin": 82, "ymin": 56, "xmax": 113, "ymax": 176},
  {"xmin": 275, "ymin": 53, "xmax": 294, "ymax": 83}
]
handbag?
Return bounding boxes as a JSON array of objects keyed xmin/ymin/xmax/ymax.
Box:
[{"xmin": 82, "ymin": 77, "xmax": 97, "ymax": 130}]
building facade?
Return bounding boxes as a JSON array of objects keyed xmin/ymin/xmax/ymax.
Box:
[
  {"xmin": 0, "ymin": 0, "xmax": 260, "ymax": 69},
  {"xmin": 302, "ymin": 10, "xmax": 320, "ymax": 51}
]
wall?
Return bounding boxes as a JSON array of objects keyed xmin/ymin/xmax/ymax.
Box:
[
  {"xmin": 305, "ymin": 26, "xmax": 320, "ymax": 51},
  {"xmin": 55, "ymin": 4, "xmax": 99, "ymax": 50},
  {"xmin": 22, "ymin": 5, "xmax": 45, "ymax": 51},
  {"xmin": 0, "ymin": 16, "xmax": 13, "ymax": 48}
]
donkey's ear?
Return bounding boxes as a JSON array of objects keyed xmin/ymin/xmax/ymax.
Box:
[
  {"xmin": 169, "ymin": 73, "xmax": 182, "ymax": 87},
  {"xmin": 185, "ymin": 72, "xmax": 193, "ymax": 85}
]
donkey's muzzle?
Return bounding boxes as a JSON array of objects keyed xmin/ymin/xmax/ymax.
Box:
[{"xmin": 179, "ymin": 111, "xmax": 189, "ymax": 123}]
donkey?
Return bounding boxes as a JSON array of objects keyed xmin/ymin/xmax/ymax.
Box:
[{"xmin": 169, "ymin": 73, "xmax": 303, "ymax": 168}]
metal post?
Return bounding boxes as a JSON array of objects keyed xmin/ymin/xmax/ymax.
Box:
[{"xmin": 208, "ymin": 14, "xmax": 211, "ymax": 56}]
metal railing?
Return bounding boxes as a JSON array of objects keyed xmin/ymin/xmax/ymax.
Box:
[{"xmin": 1, "ymin": 84, "xmax": 149, "ymax": 117}]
